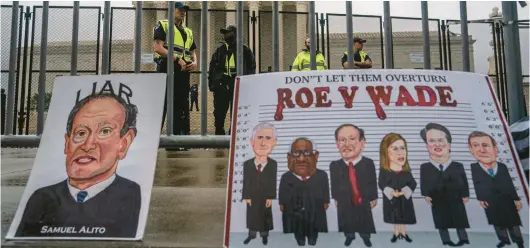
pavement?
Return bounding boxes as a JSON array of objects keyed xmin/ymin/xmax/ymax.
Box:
[
  {"xmin": 1, "ymin": 148, "xmax": 229, "ymax": 248},
  {"xmin": 1, "ymin": 148, "xmax": 529, "ymax": 248}
]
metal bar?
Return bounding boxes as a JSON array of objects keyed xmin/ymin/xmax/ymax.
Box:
[
  {"xmin": 316, "ymin": 13, "xmax": 319, "ymax": 53},
  {"xmin": 6, "ymin": 2, "xmax": 20, "ymax": 135},
  {"xmin": 346, "ymin": 1, "xmax": 353, "ymax": 69},
  {"xmin": 326, "ymin": 14, "xmax": 330, "ymax": 69},
  {"xmin": 320, "ymin": 13, "xmax": 325, "ymax": 57},
  {"xmin": 437, "ymin": 19, "xmax": 443, "ymax": 69},
  {"xmin": 383, "ymin": 1, "xmax": 392, "ymax": 69},
  {"xmin": 95, "ymin": 7, "xmax": 101, "ymax": 74},
  {"xmin": 459, "ymin": 1, "xmax": 470, "ymax": 72},
  {"xmin": 237, "ymin": 1, "xmax": 244, "ymax": 76},
  {"xmin": 446, "ymin": 24, "xmax": 453, "ymax": 71},
  {"xmin": 1, "ymin": 135, "xmax": 232, "ymax": 149},
  {"xmin": 108, "ymin": 7, "xmax": 114, "ymax": 74},
  {"xmin": 500, "ymin": 25, "xmax": 509, "ymax": 114},
  {"xmin": 167, "ymin": 1, "xmax": 175, "ymax": 136},
  {"xmin": 378, "ymin": 16, "xmax": 385, "ymax": 69},
  {"xmin": 441, "ymin": 20, "xmax": 448, "ymax": 70},
  {"xmin": 101, "ymin": 1, "xmax": 111, "ymax": 75},
  {"xmin": 501, "ymin": 0, "xmax": 525, "ymax": 122},
  {"xmin": 25, "ymin": 6, "xmax": 36, "ymax": 135},
  {"xmin": 37, "ymin": 2, "xmax": 49, "ymax": 135},
  {"xmin": 252, "ymin": 11, "xmax": 256, "ymax": 54},
  {"xmin": 492, "ymin": 23, "xmax": 501, "ymax": 98},
  {"xmin": 18, "ymin": 6, "xmax": 30, "ymax": 135},
  {"xmin": 134, "ymin": 1, "xmax": 142, "ymax": 73},
  {"xmin": 495, "ymin": 22, "xmax": 507, "ymax": 116},
  {"xmin": 309, "ymin": 1, "xmax": 316, "ymax": 70},
  {"xmin": 71, "ymin": 1, "xmax": 80, "ymax": 75},
  {"xmin": 200, "ymin": 1, "xmax": 208, "ymax": 136},
  {"xmin": 272, "ymin": 2, "xmax": 279, "ymax": 72},
  {"xmin": 421, "ymin": 1, "xmax": 431, "ymax": 69},
  {"xmin": 13, "ymin": 5, "xmax": 23, "ymax": 133}
]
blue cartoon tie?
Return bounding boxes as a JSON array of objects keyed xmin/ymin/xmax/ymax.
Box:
[
  {"xmin": 439, "ymin": 164, "xmax": 444, "ymax": 171},
  {"xmin": 77, "ymin": 191, "xmax": 88, "ymax": 203},
  {"xmin": 487, "ymin": 168, "xmax": 495, "ymax": 177}
]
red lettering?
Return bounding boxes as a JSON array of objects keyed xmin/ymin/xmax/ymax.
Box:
[
  {"xmin": 436, "ymin": 86, "xmax": 457, "ymax": 107},
  {"xmin": 274, "ymin": 88, "xmax": 295, "ymax": 121},
  {"xmin": 415, "ymin": 86, "xmax": 437, "ymax": 106},
  {"xmin": 396, "ymin": 85, "xmax": 418, "ymax": 106},
  {"xmin": 315, "ymin": 87, "xmax": 332, "ymax": 108},
  {"xmin": 366, "ymin": 86, "xmax": 393, "ymax": 120},
  {"xmin": 295, "ymin": 87, "xmax": 314, "ymax": 108},
  {"xmin": 338, "ymin": 86, "xmax": 359, "ymax": 108}
]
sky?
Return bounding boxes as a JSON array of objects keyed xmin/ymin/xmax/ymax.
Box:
[{"xmin": 1, "ymin": 0, "xmax": 529, "ymax": 75}]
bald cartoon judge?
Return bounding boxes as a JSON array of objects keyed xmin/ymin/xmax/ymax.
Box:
[
  {"xmin": 15, "ymin": 92, "xmax": 141, "ymax": 238},
  {"xmin": 242, "ymin": 123, "xmax": 278, "ymax": 245},
  {"xmin": 468, "ymin": 131, "xmax": 524, "ymax": 248},
  {"xmin": 419, "ymin": 123, "xmax": 470, "ymax": 246},
  {"xmin": 330, "ymin": 124, "xmax": 377, "ymax": 247}
]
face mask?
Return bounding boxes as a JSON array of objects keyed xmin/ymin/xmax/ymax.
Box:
[{"xmin": 224, "ymin": 33, "xmax": 235, "ymax": 44}]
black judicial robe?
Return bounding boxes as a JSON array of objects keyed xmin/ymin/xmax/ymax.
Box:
[
  {"xmin": 330, "ymin": 157, "xmax": 378, "ymax": 234},
  {"xmin": 279, "ymin": 169, "xmax": 330, "ymax": 234},
  {"xmin": 420, "ymin": 161, "xmax": 470, "ymax": 229},
  {"xmin": 378, "ymin": 169, "xmax": 417, "ymax": 224},
  {"xmin": 471, "ymin": 162, "xmax": 522, "ymax": 228},
  {"xmin": 242, "ymin": 157, "xmax": 277, "ymax": 232},
  {"xmin": 15, "ymin": 175, "xmax": 141, "ymax": 238}
]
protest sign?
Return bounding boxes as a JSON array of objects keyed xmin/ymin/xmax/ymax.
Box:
[
  {"xmin": 223, "ymin": 69, "xmax": 529, "ymax": 247},
  {"xmin": 6, "ymin": 74, "xmax": 166, "ymax": 240}
]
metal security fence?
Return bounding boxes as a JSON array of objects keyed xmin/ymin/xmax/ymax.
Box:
[
  {"xmin": 325, "ymin": 14, "xmax": 384, "ymax": 70},
  {"xmin": 258, "ymin": 10, "xmax": 314, "ymax": 73},
  {"xmin": 390, "ymin": 17, "xmax": 443, "ymax": 70},
  {"xmin": 1, "ymin": 5, "xmax": 24, "ymax": 135},
  {"xmin": 2, "ymin": 2, "xmax": 527, "ymax": 148}
]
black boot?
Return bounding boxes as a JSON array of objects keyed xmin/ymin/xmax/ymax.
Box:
[
  {"xmin": 401, "ymin": 234, "xmax": 412, "ymax": 242},
  {"xmin": 391, "ymin": 234, "xmax": 399, "ymax": 243}
]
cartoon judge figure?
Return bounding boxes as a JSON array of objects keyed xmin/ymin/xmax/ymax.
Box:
[
  {"xmin": 419, "ymin": 123, "xmax": 470, "ymax": 246},
  {"xmin": 15, "ymin": 92, "xmax": 141, "ymax": 238},
  {"xmin": 378, "ymin": 133, "xmax": 417, "ymax": 243},
  {"xmin": 279, "ymin": 137, "xmax": 330, "ymax": 246},
  {"xmin": 242, "ymin": 123, "xmax": 278, "ymax": 245},
  {"xmin": 330, "ymin": 124, "xmax": 378, "ymax": 247},
  {"xmin": 468, "ymin": 131, "xmax": 524, "ymax": 248}
]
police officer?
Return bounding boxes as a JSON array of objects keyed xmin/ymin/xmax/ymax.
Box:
[
  {"xmin": 153, "ymin": 2, "xmax": 197, "ymax": 136},
  {"xmin": 208, "ymin": 25, "xmax": 256, "ymax": 135},
  {"xmin": 291, "ymin": 38, "xmax": 327, "ymax": 71},
  {"xmin": 342, "ymin": 37, "xmax": 372, "ymax": 69}
]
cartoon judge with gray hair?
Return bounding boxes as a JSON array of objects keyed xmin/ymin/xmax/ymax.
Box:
[{"xmin": 242, "ymin": 123, "xmax": 278, "ymax": 245}]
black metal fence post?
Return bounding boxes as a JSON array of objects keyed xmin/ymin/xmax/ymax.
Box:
[
  {"xmin": 1, "ymin": 89, "xmax": 6, "ymax": 135},
  {"xmin": 18, "ymin": 6, "xmax": 31, "ymax": 134}
]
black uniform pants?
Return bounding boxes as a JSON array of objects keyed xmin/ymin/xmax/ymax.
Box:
[
  {"xmin": 157, "ymin": 63, "xmax": 191, "ymax": 135},
  {"xmin": 438, "ymin": 228, "xmax": 468, "ymax": 242},
  {"xmin": 190, "ymin": 96, "xmax": 199, "ymax": 111},
  {"xmin": 213, "ymin": 75, "xmax": 234, "ymax": 135},
  {"xmin": 494, "ymin": 225, "xmax": 523, "ymax": 244}
]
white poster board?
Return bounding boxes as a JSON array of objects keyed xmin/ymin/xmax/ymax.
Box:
[
  {"xmin": 223, "ymin": 69, "xmax": 529, "ymax": 247},
  {"xmin": 6, "ymin": 73, "xmax": 166, "ymax": 240}
]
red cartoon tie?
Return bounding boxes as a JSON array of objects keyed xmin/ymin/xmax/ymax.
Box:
[
  {"xmin": 257, "ymin": 164, "xmax": 262, "ymax": 173},
  {"xmin": 302, "ymin": 176, "xmax": 307, "ymax": 181},
  {"xmin": 349, "ymin": 162, "xmax": 362, "ymax": 205}
]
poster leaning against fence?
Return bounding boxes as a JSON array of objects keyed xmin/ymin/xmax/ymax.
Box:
[
  {"xmin": 223, "ymin": 69, "xmax": 529, "ymax": 247},
  {"xmin": 6, "ymin": 73, "xmax": 166, "ymax": 240}
]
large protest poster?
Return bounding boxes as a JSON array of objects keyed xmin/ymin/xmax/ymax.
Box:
[
  {"xmin": 6, "ymin": 74, "xmax": 166, "ymax": 240},
  {"xmin": 223, "ymin": 69, "xmax": 529, "ymax": 247}
]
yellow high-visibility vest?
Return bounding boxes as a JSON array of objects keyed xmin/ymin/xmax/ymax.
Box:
[
  {"xmin": 224, "ymin": 43, "xmax": 236, "ymax": 77},
  {"xmin": 154, "ymin": 20, "xmax": 194, "ymax": 62},
  {"xmin": 343, "ymin": 51, "xmax": 368, "ymax": 62},
  {"xmin": 291, "ymin": 50, "xmax": 327, "ymax": 71}
]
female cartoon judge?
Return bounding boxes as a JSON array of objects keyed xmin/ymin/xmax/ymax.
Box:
[{"xmin": 378, "ymin": 133, "xmax": 417, "ymax": 243}]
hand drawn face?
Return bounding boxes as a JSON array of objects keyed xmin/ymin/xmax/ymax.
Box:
[
  {"xmin": 336, "ymin": 126, "xmax": 365, "ymax": 161},
  {"xmin": 469, "ymin": 136, "xmax": 498, "ymax": 165},
  {"xmin": 288, "ymin": 139, "xmax": 319, "ymax": 177},
  {"xmin": 251, "ymin": 128, "xmax": 277, "ymax": 157},
  {"xmin": 426, "ymin": 129, "xmax": 451, "ymax": 160},
  {"xmin": 64, "ymin": 98, "xmax": 134, "ymax": 181},
  {"xmin": 388, "ymin": 139, "xmax": 407, "ymax": 168}
]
